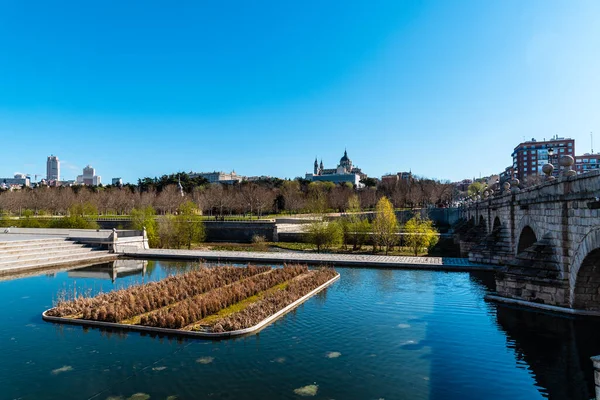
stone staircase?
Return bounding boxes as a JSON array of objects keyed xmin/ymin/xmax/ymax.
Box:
[{"xmin": 0, "ymin": 237, "xmax": 117, "ymax": 275}]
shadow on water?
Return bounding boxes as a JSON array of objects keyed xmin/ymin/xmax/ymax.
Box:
[
  {"xmin": 419, "ymin": 270, "xmax": 600, "ymax": 400},
  {"xmin": 494, "ymin": 304, "xmax": 600, "ymax": 400}
]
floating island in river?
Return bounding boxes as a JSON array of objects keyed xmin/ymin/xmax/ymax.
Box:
[{"xmin": 43, "ymin": 264, "xmax": 339, "ymax": 338}]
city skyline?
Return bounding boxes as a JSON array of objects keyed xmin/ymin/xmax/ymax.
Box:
[{"xmin": 0, "ymin": 1, "xmax": 599, "ymax": 183}]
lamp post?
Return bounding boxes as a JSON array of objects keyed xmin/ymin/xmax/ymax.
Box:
[{"xmin": 543, "ymin": 148, "xmax": 556, "ymax": 181}]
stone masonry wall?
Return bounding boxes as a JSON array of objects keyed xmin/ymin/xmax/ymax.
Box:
[{"xmin": 459, "ymin": 170, "xmax": 600, "ymax": 310}]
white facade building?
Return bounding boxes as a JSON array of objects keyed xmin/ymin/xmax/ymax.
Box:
[
  {"xmin": 189, "ymin": 171, "xmax": 243, "ymax": 184},
  {"xmin": 76, "ymin": 165, "xmax": 102, "ymax": 186},
  {"xmin": 305, "ymin": 150, "xmax": 366, "ymax": 187}
]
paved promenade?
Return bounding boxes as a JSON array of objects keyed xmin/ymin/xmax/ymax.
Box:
[{"xmin": 124, "ymin": 249, "xmax": 495, "ymax": 272}]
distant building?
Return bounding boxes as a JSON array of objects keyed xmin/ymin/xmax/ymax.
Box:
[
  {"xmin": 189, "ymin": 171, "xmax": 243, "ymax": 184},
  {"xmin": 454, "ymin": 179, "xmax": 473, "ymax": 192},
  {"xmin": 0, "ymin": 173, "xmax": 30, "ymax": 189},
  {"xmin": 76, "ymin": 165, "xmax": 102, "ymax": 186},
  {"xmin": 112, "ymin": 177, "xmax": 123, "ymax": 186},
  {"xmin": 575, "ymin": 154, "xmax": 600, "ymax": 174},
  {"xmin": 246, "ymin": 175, "xmax": 272, "ymax": 182},
  {"xmin": 305, "ymin": 150, "xmax": 366, "ymax": 187},
  {"xmin": 46, "ymin": 155, "xmax": 60, "ymax": 181},
  {"xmin": 381, "ymin": 171, "xmax": 412, "ymax": 184},
  {"xmin": 499, "ymin": 166, "xmax": 515, "ymax": 185},
  {"xmin": 512, "ymin": 136, "xmax": 575, "ymax": 180}
]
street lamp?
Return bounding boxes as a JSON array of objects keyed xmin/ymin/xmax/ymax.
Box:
[
  {"xmin": 543, "ymin": 148, "xmax": 556, "ymax": 181},
  {"xmin": 547, "ymin": 147, "xmax": 554, "ymax": 166}
]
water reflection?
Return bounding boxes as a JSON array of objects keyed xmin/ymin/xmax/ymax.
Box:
[
  {"xmin": 494, "ymin": 304, "xmax": 600, "ymax": 400},
  {"xmin": 3, "ymin": 262, "xmax": 600, "ymax": 399},
  {"xmin": 67, "ymin": 259, "xmax": 148, "ymax": 282}
]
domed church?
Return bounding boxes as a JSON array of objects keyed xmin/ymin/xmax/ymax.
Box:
[{"xmin": 306, "ymin": 149, "xmax": 367, "ymax": 187}]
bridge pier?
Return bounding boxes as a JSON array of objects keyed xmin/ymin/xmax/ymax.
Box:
[{"xmin": 592, "ymin": 356, "xmax": 600, "ymax": 400}]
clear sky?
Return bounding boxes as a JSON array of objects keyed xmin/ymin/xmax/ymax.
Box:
[{"xmin": 1, "ymin": 0, "xmax": 599, "ymax": 183}]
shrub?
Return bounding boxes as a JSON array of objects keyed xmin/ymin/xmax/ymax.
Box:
[
  {"xmin": 304, "ymin": 220, "xmax": 342, "ymax": 252},
  {"xmin": 404, "ymin": 215, "xmax": 439, "ymax": 256},
  {"xmin": 131, "ymin": 206, "xmax": 159, "ymax": 248}
]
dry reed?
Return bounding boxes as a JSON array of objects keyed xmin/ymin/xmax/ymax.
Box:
[
  {"xmin": 210, "ymin": 267, "xmax": 337, "ymax": 333},
  {"xmin": 46, "ymin": 265, "xmax": 270, "ymax": 322},
  {"xmin": 139, "ymin": 265, "xmax": 308, "ymax": 329}
]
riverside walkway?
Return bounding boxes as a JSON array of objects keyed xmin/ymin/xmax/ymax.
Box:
[{"xmin": 124, "ymin": 249, "xmax": 494, "ymax": 272}]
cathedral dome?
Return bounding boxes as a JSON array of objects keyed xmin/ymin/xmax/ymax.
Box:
[{"xmin": 340, "ymin": 149, "xmax": 351, "ymax": 165}]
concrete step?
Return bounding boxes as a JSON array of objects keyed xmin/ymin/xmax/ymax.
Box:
[
  {"xmin": 0, "ymin": 252, "xmax": 117, "ymax": 276},
  {"xmin": 0, "ymin": 238, "xmax": 69, "ymax": 249},
  {"xmin": 0, "ymin": 249, "xmax": 114, "ymax": 270},
  {"xmin": 0, "ymin": 242, "xmax": 90, "ymax": 254},
  {"xmin": 0, "ymin": 246, "xmax": 100, "ymax": 262}
]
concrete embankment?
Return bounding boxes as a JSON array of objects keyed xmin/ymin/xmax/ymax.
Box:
[
  {"xmin": 124, "ymin": 249, "xmax": 494, "ymax": 272},
  {"xmin": 0, "ymin": 228, "xmax": 149, "ymax": 275}
]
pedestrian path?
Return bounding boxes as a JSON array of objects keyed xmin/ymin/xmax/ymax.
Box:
[{"xmin": 124, "ymin": 249, "xmax": 495, "ymax": 272}]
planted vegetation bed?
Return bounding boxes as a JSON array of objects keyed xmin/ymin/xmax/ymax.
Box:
[{"xmin": 43, "ymin": 264, "xmax": 339, "ymax": 338}]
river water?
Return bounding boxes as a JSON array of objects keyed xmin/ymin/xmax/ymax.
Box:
[{"xmin": 1, "ymin": 260, "xmax": 599, "ymax": 400}]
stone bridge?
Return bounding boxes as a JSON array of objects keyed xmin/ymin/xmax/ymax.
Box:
[{"xmin": 455, "ymin": 169, "xmax": 600, "ymax": 314}]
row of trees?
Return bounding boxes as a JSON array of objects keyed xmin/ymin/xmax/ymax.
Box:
[
  {"xmin": 305, "ymin": 196, "xmax": 439, "ymax": 255},
  {"xmin": 0, "ymin": 174, "xmax": 455, "ymax": 217}
]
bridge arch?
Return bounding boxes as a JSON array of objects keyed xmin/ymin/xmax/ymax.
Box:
[
  {"xmin": 478, "ymin": 215, "xmax": 487, "ymax": 232},
  {"xmin": 492, "ymin": 216, "xmax": 501, "ymax": 231},
  {"xmin": 570, "ymin": 228, "xmax": 600, "ymax": 309},
  {"xmin": 514, "ymin": 215, "xmax": 546, "ymax": 256},
  {"xmin": 572, "ymin": 249, "xmax": 600, "ymax": 311},
  {"xmin": 517, "ymin": 226, "xmax": 537, "ymax": 254}
]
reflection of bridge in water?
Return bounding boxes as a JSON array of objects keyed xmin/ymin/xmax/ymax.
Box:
[
  {"xmin": 494, "ymin": 303, "xmax": 600, "ymax": 400},
  {"xmin": 68, "ymin": 259, "xmax": 147, "ymax": 282}
]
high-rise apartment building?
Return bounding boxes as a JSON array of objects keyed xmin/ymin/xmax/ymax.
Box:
[
  {"xmin": 46, "ymin": 155, "xmax": 60, "ymax": 181},
  {"xmin": 511, "ymin": 136, "xmax": 575, "ymax": 180},
  {"xmin": 575, "ymin": 154, "xmax": 600, "ymax": 174},
  {"xmin": 76, "ymin": 165, "xmax": 102, "ymax": 186}
]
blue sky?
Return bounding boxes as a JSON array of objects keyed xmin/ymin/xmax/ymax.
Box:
[{"xmin": 1, "ymin": 0, "xmax": 599, "ymax": 183}]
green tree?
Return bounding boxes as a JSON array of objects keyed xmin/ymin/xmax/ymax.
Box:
[
  {"xmin": 360, "ymin": 177, "xmax": 378, "ymax": 188},
  {"xmin": 467, "ymin": 181, "xmax": 487, "ymax": 197},
  {"xmin": 404, "ymin": 215, "xmax": 439, "ymax": 256},
  {"xmin": 372, "ymin": 196, "xmax": 398, "ymax": 254},
  {"xmin": 175, "ymin": 201, "xmax": 205, "ymax": 249},
  {"xmin": 341, "ymin": 195, "xmax": 370, "ymax": 250},
  {"xmin": 348, "ymin": 218, "xmax": 371, "ymax": 251},
  {"xmin": 304, "ymin": 219, "xmax": 342, "ymax": 252},
  {"xmin": 157, "ymin": 214, "xmax": 178, "ymax": 248},
  {"xmin": 306, "ymin": 182, "xmax": 328, "ymax": 214},
  {"xmin": 131, "ymin": 206, "xmax": 159, "ymax": 248}
]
